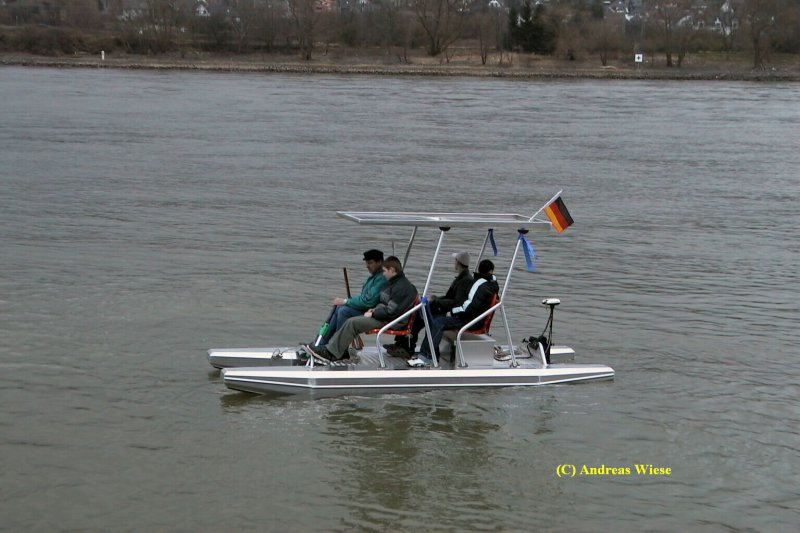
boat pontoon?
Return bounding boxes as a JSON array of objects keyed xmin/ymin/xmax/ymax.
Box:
[{"xmin": 211, "ymin": 192, "xmax": 615, "ymax": 396}]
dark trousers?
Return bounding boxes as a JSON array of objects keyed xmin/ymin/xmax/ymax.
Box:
[
  {"xmin": 419, "ymin": 315, "xmax": 465, "ymax": 359},
  {"xmin": 394, "ymin": 306, "xmax": 443, "ymax": 353}
]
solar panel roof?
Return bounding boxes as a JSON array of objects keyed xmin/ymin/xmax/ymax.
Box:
[{"xmin": 337, "ymin": 211, "xmax": 550, "ymax": 228}]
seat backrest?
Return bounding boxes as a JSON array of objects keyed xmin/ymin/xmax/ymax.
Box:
[
  {"xmin": 367, "ymin": 295, "xmax": 421, "ymax": 335},
  {"xmin": 399, "ymin": 295, "xmax": 421, "ymax": 333},
  {"xmin": 467, "ymin": 292, "xmax": 499, "ymax": 334}
]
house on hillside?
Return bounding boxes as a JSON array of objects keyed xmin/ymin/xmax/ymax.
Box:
[
  {"xmin": 315, "ymin": 0, "xmax": 336, "ymax": 11},
  {"xmin": 196, "ymin": 0, "xmax": 210, "ymax": 17},
  {"xmin": 713, "ymin": 0, "xmax": 738, "ymax": 34}
]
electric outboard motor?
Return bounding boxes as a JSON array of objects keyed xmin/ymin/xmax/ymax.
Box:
[{"xmin": 524, "ymin": 298, "xmax": 560, "ymax": 364}]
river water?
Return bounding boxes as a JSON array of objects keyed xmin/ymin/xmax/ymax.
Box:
[{"xmin": 1, "ymin": 66, "xmax": 798, "ymax": 531}]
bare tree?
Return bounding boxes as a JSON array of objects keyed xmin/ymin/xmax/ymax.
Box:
[
  {"xmin": 673, "ymin": 15, "xmax": 697, "ymax": 66},
  {"xmin": 60, "ymin": 0, "xmax": 105, "ymax": 29},
  {"xmin": 413, "ymin": 0, "xmax": 463, "ymax": 56},
  {"xmin": 470, "ymin": 12, "xmax": 497, "ymax": 65},
  {"xmin": 551, "ymin": 1, "xmax": 581, "ymax": 60},
  {"xmin": 739, "ymin": 0, "xmax": 784, "ymax": 68},
  {"xmin": 651, "ymin": 0, "xmax": 693, "ymax": 66},
  {"xmin": 255, "ymin": 1, "xmax": 284, "ymax": 52},
  {"xmin": 371, "ymin": 0, "xmax": 400, "ymax": 57},
  {"xmin": 287, "ymin": 0, "xmax": 318, "ymax": 60},
  {"xmin": 478, "ymin": 14, "xmax": 490, "ymax": 65},
  {"xmin": 140, "ymin": 0, "xmax": 185, "ymax": 53},
  {"xmin": 200, "ymin": 11, "xmax": 232, "ymax": 51},
  {"xmin": 395, "ymin": 11, "xmax": 418, "ymax": 63},
  {"xmin": 588, "ymin": 16, "xmax": 623, "ymax": 66},
  {"xmin": 228, "ymin": 0, "xmax": 258, "ymax": 53}
]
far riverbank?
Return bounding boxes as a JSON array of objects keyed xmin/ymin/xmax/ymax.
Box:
[{"xmin": 3, "ymin": 50, "xmax": 800, "ymax": 81}]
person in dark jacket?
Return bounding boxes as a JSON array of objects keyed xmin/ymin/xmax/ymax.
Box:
[
  {"xmin": 307, "ymin": 256, "xmax": 418, "ymax": 363},
  {"xmin": 387, "ymin": 250, "xmax": 473, "ymax": 358},
  {"xmin": 408, "ymin": 259, "xmax": 499, "ymax": 367}
]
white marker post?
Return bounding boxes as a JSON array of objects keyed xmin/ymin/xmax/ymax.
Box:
[
  {"xmin": 101, "ymin": 50, "xmax": 105, "ymax": 61},
  {"xmin": 634, "ymin": 53, "xmax": 643, "ymax": 69}
]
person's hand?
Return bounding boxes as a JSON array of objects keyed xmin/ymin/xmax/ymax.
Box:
[
  {"xmin": 364, "ymin": 309, "xmax": 373, "ymax": 318},
  {"xmin": 333, "ymin": 297, "xmax": 346, "ymax": 306}
]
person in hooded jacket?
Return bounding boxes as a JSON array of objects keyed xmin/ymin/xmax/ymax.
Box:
[{"xmin": 408, "ymin": 259, "xmax": 499, "ymax": 367}]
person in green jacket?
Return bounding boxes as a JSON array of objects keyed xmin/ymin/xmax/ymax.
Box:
[{"xmin": 318, "ymin": 249, "xmax": 388, "ymax": 345}]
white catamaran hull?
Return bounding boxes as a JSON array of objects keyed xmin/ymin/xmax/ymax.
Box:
[
  {"xmin": 218, "ymin": 348, "xmax": 612, "ymax": 396},
  {"xmin": 222, "ymin": 362, "xmax": 614, "ymax": 396},
  {"xmin": 208, "ymin": 347, "xmax": 307, "ymax": 369}
]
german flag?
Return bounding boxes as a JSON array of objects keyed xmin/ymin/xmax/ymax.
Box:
[{"xmin": 544, "ymin": 197, "xmax": 574, "ymax": 233}]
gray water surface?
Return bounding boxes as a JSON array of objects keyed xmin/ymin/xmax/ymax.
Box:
[{"xmin": 1, "ymin": 67, "xmax": 798, "ymax": 531}]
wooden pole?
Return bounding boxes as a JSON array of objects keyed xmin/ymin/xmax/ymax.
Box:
[{"xmin": 344, "ymin": 267, "xmax": 364, "ymax": 350}]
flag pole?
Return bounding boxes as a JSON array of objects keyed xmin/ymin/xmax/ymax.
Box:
[{"xmin": 528, "ymin": 189, "xmax": 563, "ymax": 222}]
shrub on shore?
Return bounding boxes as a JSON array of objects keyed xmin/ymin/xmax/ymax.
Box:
[{"xmin": 0, "ymin": 26, "xmax": 117, "ymax": 56}]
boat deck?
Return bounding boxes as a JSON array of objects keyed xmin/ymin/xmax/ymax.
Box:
[
  {"xmin": 309, "ymin": 348, "xmax": 556, "ymax": 371},
  {"xmin": 209, "ymin": 344, "xmax": 576, "ymax": 370}
]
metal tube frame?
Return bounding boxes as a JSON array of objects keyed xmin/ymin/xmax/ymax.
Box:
[
  {"xmin": 453, "ymin": 301, "xmax": 502, "ymax": 367},
  {"xmin": 537, "ymin": 342, "xmax": 549, "ymax": 368},
  {"xmin": 423, "ymin": 228, "xmax": 448, "ymax": 297},
  {"xmin": 475, "ymin": 229, "xmax": 491, "ymax": 266},
  {"xmin": 416, "ymin": 228, "xmax": 448, "ymax": 368},
  {"xmin": 418, "ymin": 303, "xmax": 438, "ymax": 368},
  {"xmin": 374, "ymin": 302, "xmax": 427, "ymax": 368},
  {"xmin": 402, "ymin": 226, "xmax": 418, "ymax": 270},
  {"xmin": 498, "ymin": 231, "xmax": 528, "ymax": 367}
]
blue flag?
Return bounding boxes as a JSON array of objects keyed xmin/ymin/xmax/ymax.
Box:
[
  {"xmin": 519, "ymin": 234, "xmax": 537, "ymax": 272},
  {"xmin": 489, "ymin": 229, "xmax": 498, "ymax": 256}
]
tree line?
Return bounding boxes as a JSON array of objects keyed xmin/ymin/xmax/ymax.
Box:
[{"xmin": 1, "ymin": 0, "xmax": 798, "ymax": 69}]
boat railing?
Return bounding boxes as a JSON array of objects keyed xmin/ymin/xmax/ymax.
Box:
[
  {"xmin": 454, "ymin": 301, "xmax": 507, "ymax": 367},
  {"xmin": 375, "ymin": 302, "xmax": 426, "ymax": 369},
  {"xmin": 537, "ymin": 340, "xmax": 549, "ymax": 368}
]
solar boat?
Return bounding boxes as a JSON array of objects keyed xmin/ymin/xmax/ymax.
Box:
[{"xmin": 211, "ymin": 192, "xmax": 615, "ymax": 396}]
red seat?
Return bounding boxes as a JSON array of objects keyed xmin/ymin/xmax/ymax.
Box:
[
  {"xmin": 465, "ymin": 293, "xmax": 499, "ymax": 335},
  {"xmin": 366, "ymin": 296, "xmax": 421, "ymax": 336}
]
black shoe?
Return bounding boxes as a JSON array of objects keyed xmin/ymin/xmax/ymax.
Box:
[
  {"xmin": 303, "ymin": 344, "xmax": 331, "ymax": 365},
  {"xmin": 319, "ymin": 346, "xmax": 342, "ymax": 362},
  {"xmin": 387, "ymin": 345, "xmax": 411, "ymax": 358}
]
